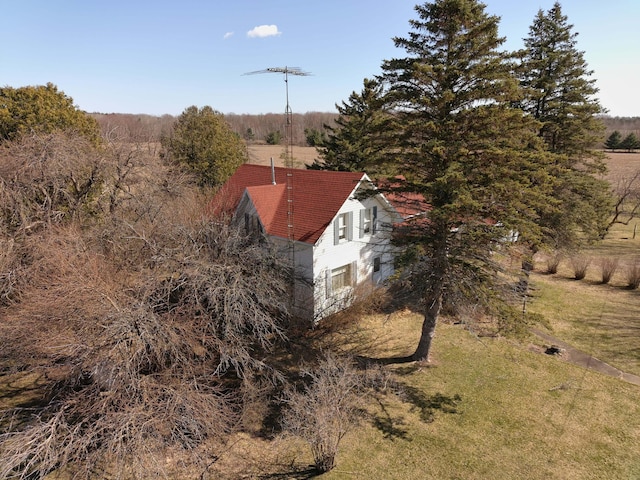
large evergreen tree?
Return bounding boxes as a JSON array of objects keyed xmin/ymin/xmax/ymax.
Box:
[
  {"xmin": 0, "ymin": 83, "xmax": 100, "ymax": 145},
  {"xmin": 161, "ymin": 106, "xmax": 247, "ymax": 187},
  {"xmin": 308, "ymin": 78, "xmax": 391, "ymax": 174},
  {"xmin": 379, "ymin": 0, "xmax": 554, "ymax": 361},
  {"xmin": 517, "ymin": 2, "xmax": 611, "ymax": 245}
]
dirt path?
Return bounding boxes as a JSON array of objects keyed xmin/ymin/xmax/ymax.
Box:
[{"xmin": 532, "ymin": 328, "xmax": 640, "ymax": 386}]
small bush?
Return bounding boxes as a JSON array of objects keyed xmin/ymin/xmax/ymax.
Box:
[
  {"xmin": 265, "ymin": 130, "xmax": 282, "ymax": 145},
  {"xmin": 545, "ymin": 252, "xmax": 563, "ymax": 274},
  {"xmin": 280, "ymin": 353, "xmax": 363, "ymax": 473},
  {"xmin": 625, "ymin": 261, "xmax": 640, "ymax": 290},
  {"xmin": 598, "ymin": 257, "xmax": 619, "ymax": 284},
  {"xmin": 570, "ymin": 255, "xmax": 591, "ymax": 280}
]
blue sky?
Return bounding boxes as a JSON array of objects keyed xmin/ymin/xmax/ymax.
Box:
[{"xmin": 2, "ymin": 1, "xmax": 638, "ymax": 117}]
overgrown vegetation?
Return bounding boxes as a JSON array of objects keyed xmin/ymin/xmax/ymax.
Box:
[{"xmin": 0, "ymin": 128, "xmax": 292, "ymax": 478}]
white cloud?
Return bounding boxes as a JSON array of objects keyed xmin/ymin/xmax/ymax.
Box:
[
  {"xmin": 223, "ymin": 31, "xmax": 234, "ymax": 40},
  {"xmin": 247, "ymin": 25, "xmax": 281, "ymax": 38}
]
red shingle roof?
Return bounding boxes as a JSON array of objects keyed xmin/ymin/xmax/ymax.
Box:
[
  {"xmin": 213, "ymin": 164, "xmax": 366, "ymax": 244},
  {"xmin": 376, "ymin": 176, "xmax": 430, "ymax": 219}
]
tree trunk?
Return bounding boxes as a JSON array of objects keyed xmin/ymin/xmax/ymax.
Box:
[
  {"xmin": 412, "ymin": 229, "xmax": 448, "ymax": 362},
  {"xmin": 412, "ymin": 286, "xmax": 443, "ymax": 362}
]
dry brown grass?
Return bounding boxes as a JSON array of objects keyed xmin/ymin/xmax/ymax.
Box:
[
  {"xmin": 247, "ymin": 144, "xmax": 319, "ymax": 168},
  {"xmin": 603, "ymin": 151, "xmax": 640, "ymax": 181}
]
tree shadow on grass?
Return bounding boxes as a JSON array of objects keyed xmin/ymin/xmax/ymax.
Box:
[
  {"xmin": 400, "ymin": 387, "xmax": 462, "ymax": 423},
  {"xmin": 256, "ymin": 466, "xmax": 322, "ymax": 479},
  {"xmin": 367, "ymin": 382, "xmax": 462, "ymax": 441},
  {"xmin": 370, "ymin": 396, "xmax": 410, "ymax": 440}
]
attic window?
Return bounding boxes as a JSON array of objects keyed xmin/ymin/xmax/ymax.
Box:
[
  {"xmin": 334, "ymin": 212, "xmax": 353, "ymax": 244},
  {"xmin": 244, "ymin": 213, "xmax": 261, "ymax": 236},
  {"xmin": 360, "ymin": 206, "xmax": 377, "ymax": 237}
]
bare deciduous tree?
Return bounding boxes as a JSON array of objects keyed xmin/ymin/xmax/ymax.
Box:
[
  {"xmin": 0, "ymin": 132, "xmax": 107, "ymax": 235},
  {"xmin": 280, "ymin": 353, "xmax": 364, "ymax": 473},
  {"xmin": 0, "ymin": 130, "xmax": 293, "ymax": 478},
  {"xmin": 607, "ymin": 170, "xmax": 640, "ymax": 233}
]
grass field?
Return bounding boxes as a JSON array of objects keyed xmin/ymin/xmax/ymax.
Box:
[
  {"xmin": 209, "ymin": 311, "xmax": 640, "ymax": 479},
  {"xmin": 526, "ymin": 221, "xmax": 640, "ymax": 378},
  {"xmin": 247, "ymin": 144, "xmax": 319, "ymax": 168},
  {"xmin": 523, "ymin": 153, "xmax": 640, "ymax": 377},
  {"xmin": 603, "ymin": 151, "xmax": 640, "ymax": 181}
]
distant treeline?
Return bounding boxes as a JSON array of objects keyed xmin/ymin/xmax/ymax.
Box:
[
  {"xmin": 602, "ymin": 116, "xmax": 640, "ymax": 137},
  {"xmin": 91, "ymin": 112, "xmax": 639, "ymax": 148},
  {"xmin": 91, "ymin": 112, "xmax": 337, "ymax": 146}
]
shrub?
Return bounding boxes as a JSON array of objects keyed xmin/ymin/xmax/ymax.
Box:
[
  {"xmin": 545, "ymin": 252, "xmax": 563, "ymax": 274},
  {"xmin": 265, "ymin": 130, "xmax": 282, "ymax": 145},
  {"xmin": 280, "ymin": 353, "xmax": 363, "ymax": 473},
  {"xmin": 570, "ymin": 255, "xmax": 591, "ymax": 280},
  {"xmin": 598, "ymin": 257, "xmax": 619, "ymax": 284},
  {"xmin": 625, "ymin": 261, "xmax": 640, "ymax": 289}
]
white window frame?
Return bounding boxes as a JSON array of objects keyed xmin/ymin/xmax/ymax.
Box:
[
  {"xmin": 326, "ymin": 261, "xmax": 358, "ymax": 298},
  {"xmin": 331, "ymin": 264, "xmax": 351, "ymax": 292},
  {"xmin": 334, "ymin": 211, "xmax": 353, "ymax": 244},
  {"xmin": 359, "ymin": 206, "xmax": 378, "ymax": 238}
]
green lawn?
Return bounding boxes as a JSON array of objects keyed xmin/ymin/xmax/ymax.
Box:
[
  {"xmin": 204, "ymin": 310, "xmax": 640, "ymax": 479},
  {"xmin": 323, "ymin": 316, "xmax": 640, "ymax": 480},
  {"xmin": 527, "ymin": 221, "xmax": 640, "ymax": 377}
]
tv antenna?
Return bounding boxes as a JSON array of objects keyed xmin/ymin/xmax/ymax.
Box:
[{"xmin": 244, "ymin": 66, "xmax": 311, "ymax": 246}]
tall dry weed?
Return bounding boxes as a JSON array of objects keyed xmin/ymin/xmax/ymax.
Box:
[
  {"xmin": 544, "ymin": 251, "xmax": 563, "ymax": 274},
  {"xmin": 625, "ymin": 260, "xmax": 640, "ymax": 289},
  {"xmin": 598, "ymin": 257, "xmax": 619, "ymax": 284},
  {"xmin": 570, "ymin": 255, "xmax": 591, "ymax": 280}
]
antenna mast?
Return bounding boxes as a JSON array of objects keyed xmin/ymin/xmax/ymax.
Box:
[{"xmin": 244, "ymin": 66, "xmax": 311, "ymax": 250}]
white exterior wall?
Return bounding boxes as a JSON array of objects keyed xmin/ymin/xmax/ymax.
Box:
[
  {"xmin": 311, "ymin": 193, "xmax": 396, "ymax": 321},
  {"xmin": 287, "ymin": 240, "xmax": 316, "ymax": 321}
]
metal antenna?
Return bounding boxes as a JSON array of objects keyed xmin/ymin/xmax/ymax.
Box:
[
  {"xmin": 245, "ymin": 67, "xmax": 310, "ymax": 317},
  {"xmin": 244, "ymin": 66, "xmax": 311, "ymax": 248}
]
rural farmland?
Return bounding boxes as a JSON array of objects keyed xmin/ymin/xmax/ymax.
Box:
[{"xmin": 3, "ymin": 0, "xmax": 640, "ymax": 475}]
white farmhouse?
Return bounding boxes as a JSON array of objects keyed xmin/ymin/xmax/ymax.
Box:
[{"xmin": 214, "ymin": 164, "xmax": 401, "ymax": 322}]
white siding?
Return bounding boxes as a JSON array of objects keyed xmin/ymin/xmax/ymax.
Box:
[{"xmin": 311, "ymin": 192, "xmax": 397, "ymax": 321}]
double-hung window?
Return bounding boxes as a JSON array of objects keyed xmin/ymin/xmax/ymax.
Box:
[
  {"xmin": 334, "ymin": 212, "xmax": 353, "ymax": 244},
  {"xmin": 331, "ymin": 264, "xmax": 351, "ymax": 291},
  {"xmin": 359, "ymin": 206, "xmax": 377, "ymax": 238},
  {"xmin": 327, "ymin": 261, "xmax": 357, "ymax": 298}
]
